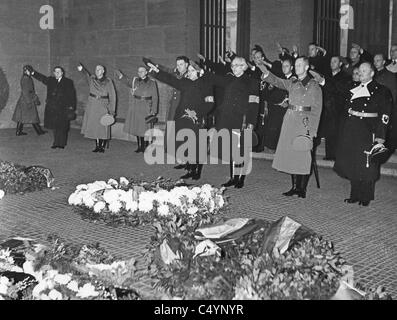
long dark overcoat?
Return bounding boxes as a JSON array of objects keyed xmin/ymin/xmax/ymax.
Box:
[
  {"xmin": 32, "ymin": 72, "xmax": 76, "ymax": 130},
  {"xmin": 12, "ymin": 74, "xmax": 40, "ymax": 124}
]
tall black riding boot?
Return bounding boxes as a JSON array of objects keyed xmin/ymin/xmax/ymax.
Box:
[
  {"xmin": 32, "ymin": 123, "xmax": 47, "ymax": 135},
  {"xmin": 297, "ymin": 175, "xmax": 310, "ymax": 198},
  {"xmin": 222, "ymin": 163, "xmax": 239, "ymax": 187},
  {"xmin": 16, "ymin": 122, "xmax": 27, "ymax": 136},
  {"xmin": 135, "ymin": 137, "xmax": 141, "ymax": 153},
  {"xmin": 98, "ymin": 139, "xmax": 106, "ymax": 153},
  {"xmin": 234, "ymin": 175, "xmax": 246, "ymax": 189},
  {"xmin": 93, "ymin": 139, "xmax": 100, "ymax": 152},
  {"xmin": 139, "ymin": 137, "xmax": 145, "ymax": 153},
  {"xmin": 282, "ymin": 174, "xmax": 299, "ymax": 196},
  {"xmin": 191, "ymin": 164, "xmax": 203, "ymax": 181}
]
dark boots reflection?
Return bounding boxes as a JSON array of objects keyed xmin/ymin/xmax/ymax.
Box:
[{"xmin": 283, "ymin": 174, "xmax": 309, "ymax": 198}]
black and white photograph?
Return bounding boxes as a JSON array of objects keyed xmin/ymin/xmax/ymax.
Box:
[{"xmin": 0, "ymin": 0, "xmax": 396, "ymax": 307}]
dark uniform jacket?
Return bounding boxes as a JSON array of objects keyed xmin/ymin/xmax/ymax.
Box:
[
  {"xmin": 318, "ymin": 70, "xmax": 351, "ymax": 138},
  {"xmin": 152, "ymin": 70, "xmax": 215, "ymax": 163},
  {"xmin": 32, "ymin": 72, "xmax": 76, "ymax": 130},
  {"xmin": 375, "ymin": 68, "xmax": 397, "ymax": 148},
  {"xmin": 212, "ymin": 73, "xmax": 260, "ymax": 131},
  {"xmin": 334, "ymin": 80, "xmax": 393, "ymax": 181}
]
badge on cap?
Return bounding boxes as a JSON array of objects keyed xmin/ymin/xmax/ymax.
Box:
[{"xmin": 382, "ymin": 114, "xmax": 390, "ymax": 125}]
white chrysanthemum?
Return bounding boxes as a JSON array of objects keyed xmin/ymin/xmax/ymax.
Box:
[
  {"xmin": 67, "ymin": 280, "xmax": 79, "ymax": 292},
  {"xmin": 118, "ymin": 188, "xmax": 131, "ymax": 202},
  {"xmin": 46, "ymin": 270, "xmax": 59, "ymax": 279},
  {"xmin": 216, "ymin": 195, "xmax": 225, "ymax": 208},
  {"xmin": 32, "ymin": 281, "xmax": 48, "ymax": 298},
  {"xmin": 82, "ymin": 194, "xmax": 95, "ymax": 208},
  {"xmin": 108, "ymin": 200, "xmax": 123, "ymax": 214},
  {"xmin": 154, "ymin": 189, "xmax": 171, "ymax": 204},
  {"xmin": 0, "ymin": 277, "xmax": 9, "ymax": 295},
  {"xmin": 107, "ymin": 178, "xmax": 118, "ymax": 187},
  {"xmin": 125, "ymin": 200, "xmax": 138, "ymax": 212},
  {"xmin": 54, "ymin": 274, "xmax": 72, "ymax": 285},
  {"xmin": 209, "ymin": 199, "xmax": 215, "ymax": 213},
  {"xmin": 119, "ymin": 177, "xmax": 129, "ymax": 186},
  {"xmin": 93, "ymin": 201, "xmax": 106, "ymax": 213},
  {"xmin": 138, "ymin": 199, "xmax": 153, "ymax": 213},
  {"xmin": 201, "ymin": 184, "xmax": 213, "ymax": 193},
  {"xmin": 48, "ymin": 289, "xmax": 63, "ymax": 300},
  {"xmin": 76, "ymin": 184, "xmax": 88, "ymax": 191},
  {"xmin": 68, "ymin": 193, "xmax": 81, "ymax": 206},
  {"xmin": 187, "ymin": 207, "xmax": 198, "ymax": 216},
  {"xmin": 167, "ymin": 196, "xmax": 182, "ymax": 208},
  {"xmin": 77, "ymin": 283, "xmax": 99, "ymax": 298},
  {"xmin": 103, "ymin": 189, "xmax": 121, "ymax": 204},
  {"xmin": 184, "ymin": 189, "xmax": 197, "ymax": 203},
  {"xmin": 158, "ymin": 204, "xmax": 171, "ymax": 217},
  {"xmin": 0, "ymin": 190, "xmax": 4, "ymax": 200}
]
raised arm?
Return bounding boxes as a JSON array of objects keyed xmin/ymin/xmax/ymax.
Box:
[
  {"xmin": 115, "ymin": 70, "xmax": 134, "ymax": 88},
  {"xmin": 258, "ymin": 64, "xmax": 292, "ymax": 91},
  {"xmin": 31, "ymin": 69, "xmax": 50, "ymax": 86},
  {"xmin": 77, "ymin": 63, "xmax": 92, "ymax": 82}
]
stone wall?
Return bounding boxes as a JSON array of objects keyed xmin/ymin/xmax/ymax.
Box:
[
  {"xmin": 250, "ymin": 0, "xmax": 315, "ymax": 61},
  {"xmin": 48, "ymin": 0, "xmax": 200, "ymax": 136},
  {"xmin": 0, "ymin": 0, "xmax": 50, "ymax": 129}
]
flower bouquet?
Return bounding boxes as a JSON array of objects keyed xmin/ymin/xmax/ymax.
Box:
[
  {"xmin": 0, "ymin": 160, "xmax": 54, "ymax": 197},
  {"xmin": 68, "ymin": 176, "xmax": 228, "ymax": 227},
  {"xmin": 0, "ymin": 236, "xmax": 142, "ymax": 300}
]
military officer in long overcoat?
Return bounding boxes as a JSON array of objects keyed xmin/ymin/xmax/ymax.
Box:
[
  {"xmin": 210, "ymin": 57, "xmax": 260, "ymax": 189},
  {"xmin": 78, "ymin": 63, "xmax": 116, "ymax": 153},
  {"xmin": 258, "ymin": 57, "xmax": 323, "ymax": 198},
  {"xmin": 331, "ymin": 62, "xmax": 393, "ymax": 206},
  {"xmin": 12, "ymin": 65, "xmax": 47, "ymax": 136},
  {"xmin": 30, "ymin": 66, "xmax": 76, "ymax": 149},
  {"xmin": 116, "ymin": 66, "xmax": 159, "ymax": 153}
]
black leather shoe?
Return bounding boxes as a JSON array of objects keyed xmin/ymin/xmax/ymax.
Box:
[
  {"xmin": 282, "ymin": 188, "xmax": 299, "ymax": 196},
  {"xmin": 234, "ymin": 176, "xmax": 245, "ymax": 189},
  {"xmin": 297, "ymin": 189, "xmax": 306, "ymax": 198},
  {"xmin": 222, "ymin": 176, "xmax": 238, "ymax": 188},
  {"xmin": 174, "ymin": 164, "xmax": 186, "ymax": 170},
  {"xmin": 323, "ymin": 157, "xmax": 335, "ymax": 161},
  {"xmin": 180, "ymin": 171, "xmax": 195, "ymax": 180},
  {"xmin": 51, "ymin": 145, "xmax": 57, "ymax": 149},
  {"xmin": 344, "ymin": 198, "xmax": 359, "ymax": 204},
  {"xmin": 359, "ymin": 201, "xmax": 370, "ymax": 206},
  {"xmin": 16, "ymin": 131, "xmax": 27, "ymax": 136},
  {"xmin": 58, "ymin": 146, "xmax": 65, "ymax": 149}
]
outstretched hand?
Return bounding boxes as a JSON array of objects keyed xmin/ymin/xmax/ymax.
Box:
[
  {"xmin": 114, "ymin": 69, "xmax": 123, "ymax": 79},
  {"xmin": 197, "ymin": 53, "xmax": 206, "ymax": 61},
  {"xmin": 147, "ymin": 62, "xmax": 159, "ymax": 73},
  {"xmin": 77, "ymin": 62, "xmax": 84, "ymax": 72}
]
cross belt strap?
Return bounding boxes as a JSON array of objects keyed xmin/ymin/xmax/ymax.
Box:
[
  {"xmin": 288, "ymin": 104, "xmax": 311, "ymax": 112},
  {"xmin": 348, "ymin": 109, "xmax": 378, "ymax": 118},
  {"xmin": 90, "ymin": 93, "xmax": 109, "ymax": 100},
  {"xmin": 133, "ymin": 95, "xmax": 152, "ymax": 101}
]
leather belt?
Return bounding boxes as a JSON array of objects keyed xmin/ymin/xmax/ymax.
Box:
[
  {"xmin": 90, "ymin": 93, "xmax": 109, "ymax": 100},
  {"xmin": 133, "ymin": 95, "xmax": 152, "ymax": 101},
  {"xmin": 348, "ymin": 109, "xmax": 378, "ymax": 118},
  {"xmin": 289, "ymin": 105, "xmax": 311, "ymax": 112}
]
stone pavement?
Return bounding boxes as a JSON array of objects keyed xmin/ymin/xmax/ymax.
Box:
[{"xmin": 0, "ymin": 128, "xmax": 396, "ymax": 298}]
